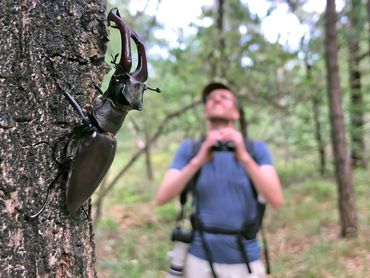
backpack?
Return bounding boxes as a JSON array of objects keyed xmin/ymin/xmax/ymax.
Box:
[{"xmin": 174, "ymin": 138, "xmax": 270, "ymax": 277}]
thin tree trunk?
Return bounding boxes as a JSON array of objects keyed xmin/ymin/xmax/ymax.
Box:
[
  {"xmin": 368, "ymin": 0, "xmax": 370, "ymax": 62},
  {"xmin": 216, "ymin": 0, "xmax": 226, "ymax": 77},
  {"xmin": 238, "ymin": 106, "xmax": 248, "ymax": 138},
  {"xmin": 0, "ymin": 1, "xmax": 107, "ymax": 276},
  {"xmin": 306, "ymin": 63, "xmax": 326, "ymax": 176},
  {"xmin": 129, "ymin": 118, "xmax": 154, "ymax": 181},
  {"xmin": 312, "ymin": 93, "xmax": 326, "ymax": 176},
  {"xmin": 325, "ymin": 0, "xmax": 358, "ymax": 238},
  {"xmin": 144, "ymin": 131, "xmax": 154, "ymax": 180},
  {"xmin": 348, "ymin": 0, "xmax": 367, "ymax": 168}
]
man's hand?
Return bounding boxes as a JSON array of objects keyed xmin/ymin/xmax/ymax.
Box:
[
  {"xmin": 194, "ymin": 129, "xmax": 228, "ymax": 165},
  {"xmin": 214, "ymin": 127, "xmax": 252, "ymax": 162},
  {"xmin": 195, "ymin": 127, "xmax": 252, "ymax": 164}
]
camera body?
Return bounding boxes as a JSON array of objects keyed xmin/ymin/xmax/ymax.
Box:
[
  {"xmin": 166, "ymin": 227, "xmax": 193, "ymax": 277},
  {"xmin": 171, "ymin": 226, "xmax": 193, "ymax": 243},
  {"xmin": 211, "ymin": 141, "xmax": 235, "ymax": 152}
]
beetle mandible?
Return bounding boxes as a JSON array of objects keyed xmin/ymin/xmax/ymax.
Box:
[{"xmin": 28, "ymin": 8, "xmax": 160, "ymax": 218}]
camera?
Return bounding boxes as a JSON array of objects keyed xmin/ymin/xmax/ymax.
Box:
[
  {"xmin": 171, "ymin": 226, "xmax": 193, "ymax": 243},
  {"xmin": 166, "ymin": 227, "xmax": 193, "ymax": 277},
  {"xmin": 211, "ymin": 141, "xmax": 235, "ymax": 152}
]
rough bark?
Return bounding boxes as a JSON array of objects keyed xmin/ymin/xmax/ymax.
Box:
[
  {"xmin": 0, "ymin": 0, "xmax": 107, "ymax": 276},
  {"xmin": 324, "ymin": 0, "xmax": 358, "ymax": 238}
]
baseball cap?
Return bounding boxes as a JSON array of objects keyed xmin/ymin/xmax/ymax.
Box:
[{"xmin": 202, "ymin": 82, "xmax": 233, "ymax": 103}]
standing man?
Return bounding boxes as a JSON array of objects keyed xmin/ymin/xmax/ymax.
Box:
[{"xmin": 156, "ymin": 82, "xmax": 283, "ymax": 277}]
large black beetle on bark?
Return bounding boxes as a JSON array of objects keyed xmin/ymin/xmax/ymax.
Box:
[{"xmin": 29, "ymin": 8, "xmax": 160, "ymax": 218}]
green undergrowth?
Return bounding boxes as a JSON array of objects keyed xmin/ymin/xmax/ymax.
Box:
[{"xmin": 95, "ymin": 164, "xmax": 370, "ymax": 278}]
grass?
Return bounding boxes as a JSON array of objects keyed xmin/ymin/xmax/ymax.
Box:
[{"xmin": 94, "ymin": 158, "xmax": 370, "ymax": 277}]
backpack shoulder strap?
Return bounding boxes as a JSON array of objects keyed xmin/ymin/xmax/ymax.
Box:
[
  {"xmin": 243, "ymin": 138, "xmax": 258, "ymax": 198},
  {"xmin": 178, "ymin": 139, "xmax": 203, "ymax": 220},
  {"xmin": 244, "ymin": 138, "xmax": 271, "ymax": 274}
]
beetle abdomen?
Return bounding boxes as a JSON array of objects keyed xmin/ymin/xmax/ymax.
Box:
[{"xmin": 66, "ymin": 131, "xmax": 117, "ymax": 213}]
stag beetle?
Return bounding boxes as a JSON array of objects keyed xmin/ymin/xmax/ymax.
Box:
[{"xmin": 28, "ymin": 8, "xmax": 160, "ymax": 218}]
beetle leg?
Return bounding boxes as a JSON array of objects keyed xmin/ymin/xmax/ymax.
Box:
[
  {"xmin": 130, "ymin": 31, "xmax": 148, "ymax": 82},
  {"xmin": 93, "ymin": 84, "xmax": 104, "ymax": 95},
  {"xmin": 107, "ymin": 8, "xmax": 132, "ymax": 75},
  {"xmin": 27, "ymin": 156, "xmax": 74, "ymax": 219},
  {"xmin": 110, "ymin": 53, "xmax": 119, "ymax": 69},
  {"xmin": 61, "ymin": 90, "xmax": 91, "ymax": 128},
  {"xmin": 80, "ymin": 206, "xmax": 90, "ymax": 221},
  {"xmin": 89, "ymin": 72, "xmax": 104, "ymax": 95},
  {"xmin": 34, "ymin": 136, "xmax": 71, "ymax": 167}
]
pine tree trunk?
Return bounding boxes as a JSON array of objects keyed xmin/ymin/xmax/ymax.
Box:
[
  {"xmin": 368, "ymin": 0, "xmax": 370, "ymax": 64},
  {"xmin": 306, "ymin": 63, "xmax": 327, "ymax": 176},
  {"xmin": 144, "ymin": 132, "xmax": 154, "ymax": 181},
  {"xmin": 312, "ymin": 93, "xmax": 326, "ymax": 176},
  {"xmin": 0, "ymin": 0, "xmax": 107, "ymax": 276},
  {"xmin": 348, "ymin": 0, "xmax": 367, "ymax": 168},
  {"xmin": 324, "ymin": 0, "xmax": 358, "ymax": 238},
  {"xmin": 216, "ymin": 0, "xmax": 226, "ymax": 77}
]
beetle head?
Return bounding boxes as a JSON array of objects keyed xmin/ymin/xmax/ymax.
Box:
[
  {"xmin": 106, "ymin": 72, "xmax": 145, "ymax": 111},
  {"xmin": 106, "ymin": 8, "xmax": 152, "ymax": 111}
]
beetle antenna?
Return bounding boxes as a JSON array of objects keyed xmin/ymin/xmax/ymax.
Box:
[{"xmin": 144, "ymin": 85, "xmax": 161, "ymax": 93}]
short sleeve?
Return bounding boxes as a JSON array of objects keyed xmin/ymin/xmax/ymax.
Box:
[
  {"xmin": 170, "ymin": 139, "xmax": 194, "ymax": 170},
  {"xmin": 252, "ymin": 140, "xmax": 273, "ymax": 166}
]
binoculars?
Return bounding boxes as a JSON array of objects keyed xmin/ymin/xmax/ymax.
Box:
[{"xmin": 211, "ymin": 141, "xmax": 235, "ymax": 152}]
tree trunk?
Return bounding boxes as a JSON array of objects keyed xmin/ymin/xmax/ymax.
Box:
[
  {"xmin": 209, "ymin": 0, "xmax": 226, "ymax": 79},
  {"xmin": 144, "ymin": 132, "xmax": 154, "ymax": 180},
  {"xmin": 368, "ymin": 0, "xmax": 370, "ymax": 63},
  {"xmin": 238, "ymin": 106, "xmax": 248, "ymax": 138},
  {"xmin": 216, "ymin": 0, "xmax": 226, "ymax": 77},
  {"xmin": 324, "ymin": 0, "xmax": 358, "ymax": 238},
  {"xmin": 312, "ymin": 93, "xmax": 326, "ymax": 176},
  {"xmin": 0, "ymin": 0, "xmax": 107, "ymax": 276},
  {"xmin": 348, "ymin": 0, "xmax": 367, "ymax": 168},
  {"xmin": 306, "ymin": 64, "xmax": 326, "ymax": 176}
]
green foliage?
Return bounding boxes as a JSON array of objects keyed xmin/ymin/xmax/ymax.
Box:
[{"xmin": 95, "ymin": 1, "xmax": 370, "ymax": 276}]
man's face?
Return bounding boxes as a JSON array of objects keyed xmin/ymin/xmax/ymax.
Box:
[{"xmin": 204, "ymin": 89, "xmax": 239, "ymax": 121}]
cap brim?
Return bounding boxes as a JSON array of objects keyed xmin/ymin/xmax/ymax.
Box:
[{"xmin": 202, "ymin": 82, "xmax": 231, "ymax": 103}]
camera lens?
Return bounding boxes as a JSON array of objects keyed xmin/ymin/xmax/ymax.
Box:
[
  {"xmin": 167, "ymin": 265, "xmax": 183, "ymax": 276},
  {"xmin": 166, "ymin": 242, "xmax": 189, "ymax": 277}
]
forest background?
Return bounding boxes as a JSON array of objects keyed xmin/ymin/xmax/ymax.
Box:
[
  {"xmin": 0, "ymin": 0, "xmax": 369, "ymax": 277},
  {"xmin": 94, "ymin": 0, "xmax": 369, "ymax": 277}
]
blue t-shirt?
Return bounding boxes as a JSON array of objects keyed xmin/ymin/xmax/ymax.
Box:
[{"xmin": 170, "ymin": 139, "xmax": 273, "ymax": 264}]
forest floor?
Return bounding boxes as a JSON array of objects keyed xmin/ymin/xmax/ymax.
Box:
[{"xmin": 95, "ymin": 168, "xmax": 370, "ymax": 278}]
